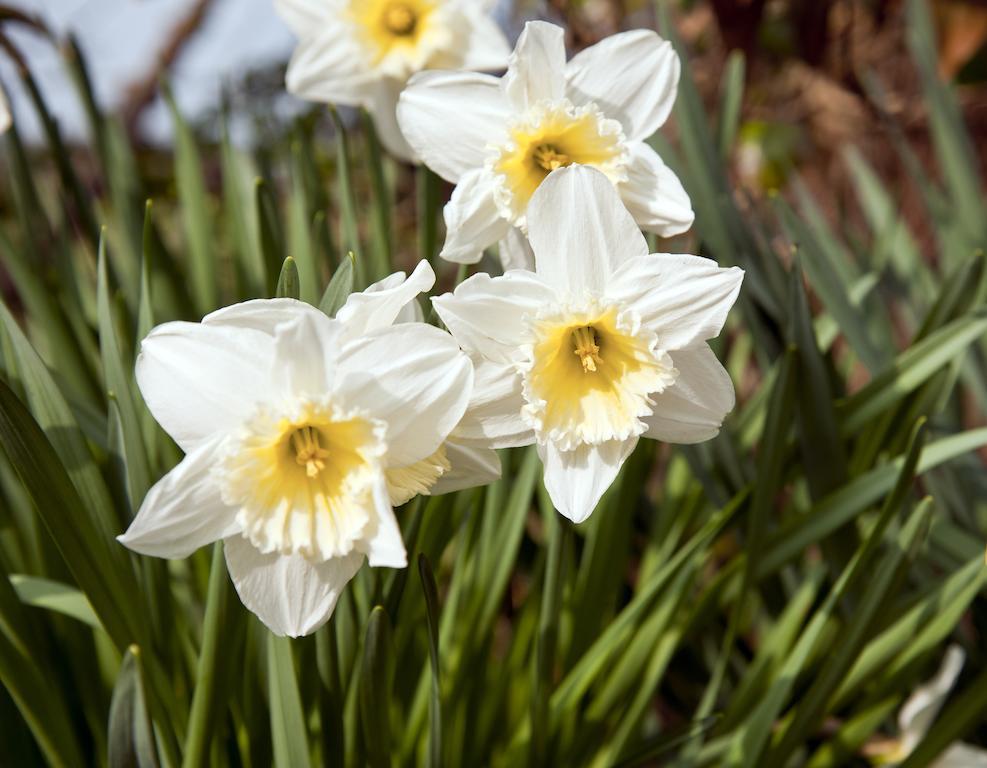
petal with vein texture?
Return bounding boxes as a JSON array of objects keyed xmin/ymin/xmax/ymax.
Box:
[
  {"xmin": 438, "ymin": 168, "xmax": 511, "ymax": 263},
  {"xmin": 608, "ymin": 253, "xmax": 743, "ymax": 350},
  {"xmin": 619, "ymin": 141, "xmax": 694, "ymax": 237},
  {"xmin": 336, "ymin": 260, "xmax": 435, "ymax": 337},
  {"xmin": 269, "ymin": 309, "xmax": 343, "ymax": 399},
  {"xmin": 285, "ymin": 24, "xmax": 376, "ymax": 106},
  {"xmin": 225, "ymin": 535, "xmax": 364, "ymax": 637},
  {"xmin": 502, "ymin": 21, "xmax": 567, "ymax": 110},
  {"xmin": 431, "ymin": 440, "xmax": 502, "ymax": 493},
  {"xmin": 539, "ymin": 437, "xmax": 637, "ymax": 523},
  {"xmin": 364, "ymin": 476, "xmax": 408, "ymax": 567},
  {"xmin": 528, "ymin": 165, "xmax": 648, "ymax": 295},
  {"xmin": 498, "ymin": 226, "xmax": 536, "ymax": 271},
  {"xmin": 118, "ymin": 438, "xmax": 238, "ymax": 558},
  {"xmin": 398, "ymin": 71, "xmax": 509, "ymax": 182},
  {"xmin": 336, "ymin": 323, "xmax": 473, "ymax": 465},
  {"xmin": 645, "ymin": 344, "xmax": 735, "ymax": 444},
  {"xmin": 432, "ymin": 270, "xmax": 555, "ymax": 364},
  {"xmin": 136, "ymin": 320, "xmax": 274, "ymax": 452},
  {"xmin": 451, "ymin": 359, "xmax": 535, "ymax": 448},
  {"xmin": 565, "ymin": 29, "xmax": 679, "ymax": 141},
  {"xmin": 459, "ymin": 8, "xmax": 512, "ymax": 72}
]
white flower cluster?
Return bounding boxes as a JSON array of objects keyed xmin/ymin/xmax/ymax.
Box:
[{"xmin": 119, "ymin": 12, "xmax": 744, "ymax": 637}]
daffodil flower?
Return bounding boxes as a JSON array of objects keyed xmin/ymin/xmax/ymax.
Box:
[
  {"xmin": 432, "ymin": 165, "xmax": 742, "ymax": 523},
  {"xmin": 275, "ymin": 0, "xmax": 510, "ymax": 160},
  {"xmin": 867, "ymin": 645, "xmax": 987, "ymax": 767},
  {"xmin": 119, "ymin": 263, "xmax": 473, "ymax": 636},
  {"xmin": 397, "ymin": 20, "xmax": 694, "ymax": 267}
]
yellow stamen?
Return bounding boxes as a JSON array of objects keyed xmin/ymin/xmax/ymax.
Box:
[
  {"xmin": 532, "ymin": 144, "xmax": 571, "ymax": 172},
  {"xmin": 291, "ymin": 426, "xmax": 331, "ymax": 478},
  {"xmin": 572, "ymin": 326, "xmax": 603, "ymax": 373},
  {"xmin": 381, "ymin": 2, "xmax": 417, "ymax": 35}
]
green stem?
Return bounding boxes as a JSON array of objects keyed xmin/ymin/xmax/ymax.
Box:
[
  {"xmin": 182, "ymin": 542, "xmax": 237, "ymax": 768},
  {"xmin": 530, "ymin": 512, "xmax": 570, "ymax": 767},
  {"xmin": 316, "ymin": 623, "xmax": 345, "ymax": 768},
  {"xmin": 417, "ymin": 166, "xmax": 440, "ymax": 266}
]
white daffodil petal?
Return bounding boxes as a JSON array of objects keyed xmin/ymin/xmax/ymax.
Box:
[
  {"xmin": 285, "ymin": 25, "xmax": 376, "ymax": 106},
  {"xmin": 365, "ymin": 476, "xmax": 408, "ymax": 567},
  {"xmin": 459, "ymin": 8, "xmax": 512, "ymax": 72},
  {"xmin": 204, "ymin": 297, "xmax": 326, "ymax": 334},
  {"xmin": 502, "ymin": 21, "xmax": 567, "ymax": 110},
  {"xmin": 609, "ymin": 253, "xmax": 744, "ymax": 350},
  {"xmin": 439, "ymin": 169, "xmax": 511, "ymax": 263},
  {"xmin": 432, "ymin": 269, "xmax": 556, "ymax": 363},
  {"xmin": 452, "ymin": 359, "xmax": 535, "ymax": 448},
  {"xmin": 498, "ymin": 226, "xmax": 535, "ymax": 271},
  {"xmin": 337, "ymin": 323, "xmax": 473, "ymax": 465},
  {"xmin": 539, "ymin": 438, "xmax": 637, "ymax": 524},
  {"xmin": 398, "ymin": 71, "xmax": 509, "ymax": 182},
  {"xmin": 274, "ymin": 0, "xmax": 335, "ymax": 36},
  {"xmin": 337, "ymin": 260, "xmax": 435, "ymax": 337},
  {"xmin": 527, "ymin": 166, "xmax": 648, "ymax": 295},
  {"xmin": 645, "ymin": 344, "xmax": 735, "ymax": 444},
  {"xmin": 224, "ymin": 535, "xmax": 364, "ymax": 637},
  {"xmin": 619, "ymin": 142, "xmax": 694, "ymax": 237},
  {"xmin": 933, "ymin": 743, "xmax": 987, "ymax": 768},
  {"xmin": 565, "ymin": 29, "xmax": 679, "ymax": 141},
  {"xmin": 431, "ymin": 440, "xmax": 502, "ymax": 494},
  {"xmin": 899, "ymin": 645, "xmax": 967, "ymax": 754},
  {"xmin": 118, "ymin": 439, "xmax": 238, "ymax": 559},
  {"xmin": 270, "ymin": 309, "xmax": 343, "ymax": 399},
  {"xmin": 136, "ymin": 321, "xmax": 275, "ymax": 452},
  {"xmin": 369, "ymin": 78, "xmax": 417, "ymax": 162}
]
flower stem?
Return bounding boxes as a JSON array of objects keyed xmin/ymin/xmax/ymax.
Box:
[{"xmin": 530, "ymin": 510, "xmax": 570, "ymax": 767}]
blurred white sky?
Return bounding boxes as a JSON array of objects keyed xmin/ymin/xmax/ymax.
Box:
[{"xmin": 0, "ymin": 0, "xmax": 299, "ymax": 145}]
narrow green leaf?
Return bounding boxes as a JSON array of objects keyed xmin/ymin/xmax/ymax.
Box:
[
  {"xmin": 0, "ymin": 375, "xmax": 138, "ymax": 648},
  {"xmin": 841, "ymin": 312, "xmax": 987, "ymax": 433},
  {"xmin": 789, "ymin": 265, "xmax": 848, "ymax": 499},
  {"xmin": 731, "ymin": 420, "xmax": 927, "ymax": 767},
  {"xmin": 17, "ymin": 60, "xmax": 98, "ymax": 244},
  {"xmin": 255, "ymin": 177, "xmax": 285, "ymax": 296},
  {"xmin": 0, "ymin": 301, "xmax": 117, "ymax": 539},
  {"xmin": 360, "ymin": 606, "xmax": 393, "ymax": 768},
  {"xmin": 360, "ymin": 109, "xmax": 393, "ymax": 284},
  {"xmin": 108, "ymin": 646, "xmax": 159, "ymax": 768},
  {"xmin": 97, "ymin": 233, "xmax": 152, "ymax": 511},
  {"xmin": 319, "ymin": 252, "xmax": 355, "ymax": 318},
  {"xmin": 220, "ymin": 117, "xmax": 266, "ymax": 298},
  {"xmin": 162, "ymin": 79, "xmax": 215, "ymax": 312},
  {"xmin": 328, "ymin": 107, "xmax": 362, "ymax": 286},
  {"xmin": 183, "ymin": 542, "xmax": 241, "ymax": 768},
  {"xmin": 716, "ymin": 50, "xmax": 745, "ymax": 159},
  {"xmin": 418, "ymin": 554, "xmax": 442, "ymax": 768},
  {"xmin": 698, "ymin": 348, "xmax": 796, "ymax": 731},
  {"xmin": 766, "ymin": 497, "xmax": 934, "ymax": 765},
  {"xmin": 531, "ymin": 515, "xmax": 571, "ymax": 766},
  {"xmin": 316, "ymin": 623, "xmax": 345, "ymax": 768},
  {"xmin": 275, "ymin": 257, "xmax": 300, "ymax": 301},
  {"xmin": 0, "ymin": 563, "xmax": 85, "ymax": 768},
  {"xmin": 267, "ymin": 634, "xmax": 312, "ymax": 768},
  {"xmin": 9, "ymin": 574, "xmax": 101, "ymax": 630}
]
